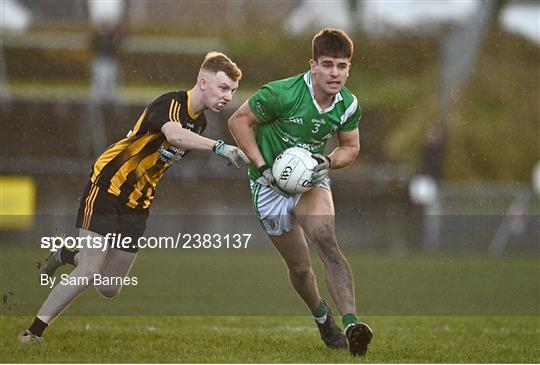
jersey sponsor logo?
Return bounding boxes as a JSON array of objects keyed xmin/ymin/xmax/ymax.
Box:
[
  {"xmin": 281, "ymin": 133, "xmax": 298, "ymax": 145},
  {"xmin": 158, "ymin": 145, "xmax": 185, "ymax": 164},
  {"xmin": 287, "ymin": 116, "xmax": 304, "ymax": 125},
  {"xmin": 279, "ymin": 133, "xmax": 323, "ymax": 151},
  {"xmin": 296, "ymin": 142, "xmax": 324, "ymax": 152},
  {"xmin": 170, "ymin": 146, "xmax": 184, "ymax": 154}
]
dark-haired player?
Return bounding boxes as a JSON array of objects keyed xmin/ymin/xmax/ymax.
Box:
[{"xmin": 228, "ymin": 29, "xmax": 372, "ymax": 356}]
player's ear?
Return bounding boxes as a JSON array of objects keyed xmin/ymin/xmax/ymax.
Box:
[
  {"xmin": 198, "ymin": 76, "xmax": 207, "ymax": 90},
  {"xmin": 309, "ymin": 59, "xmax": 317, "ymax": 72}
]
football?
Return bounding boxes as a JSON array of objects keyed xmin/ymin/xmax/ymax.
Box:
[{"xmin": 272, "ymin": 146, "xmax": 317, "ymax": 194}]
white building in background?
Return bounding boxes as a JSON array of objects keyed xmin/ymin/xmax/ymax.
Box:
[
  {"xmin": 87, "ymin": 0, "xmax": 124, "ymax": 24},
  {"xmin": 284, "ymin": 0, "xmax": 540, "ymax": 45},
  {"xmin": 0, "ymin": 0, "xmax": 32, "ymax": 108},
  {"xmin": 284, "ymin": 1, "xmax": 355, "ymax": 34},
  {"xmin": 360, "ymin": 0, "xmax": 478, "ymax": 30},
  {"xmin": 500, "ymin": 3, "xmax": 540, "ymax": 45},
  {"xmin": 0, "ymin": 0, "xmax": 32, "ymax": 33}
]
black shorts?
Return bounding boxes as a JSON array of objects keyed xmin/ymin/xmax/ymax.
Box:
[{"xmin": 75, "ymin": 182, "xmax": 149, "ymax": 252}]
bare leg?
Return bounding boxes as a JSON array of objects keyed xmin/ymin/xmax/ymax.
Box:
[
  {"xmin": 95, "ymin": 248, "xmax": 137, "ymax": 298},
  {"xmin": 295, "ymin": 187, "xmax": 356, "ymax": 316},
  {"xmin": 37, "ymin": 229, "xmax": 107, "ymax": 323},
  {"xmin": 268, "ymin": 218, "xmax": 321, "ymax": 311}
]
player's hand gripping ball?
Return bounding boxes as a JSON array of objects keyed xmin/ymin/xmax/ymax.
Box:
[
  {"xmin": 311, "ymin": 153, "xmax": 331, "ymax": 184},
  {"xmin": 271, "ymin": 147, "xmax": 318, "ymax": 194}
]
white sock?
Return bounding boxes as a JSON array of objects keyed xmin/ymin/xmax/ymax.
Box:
[
  {"xmin": 344, "ymin": 323, "xmax": 355, "ymax": 334},
  {"xmin": 314, "ymin": 313, "xmax": 328, "ymax": 324},
  {"xmin": 37, "ymin": 245, "xmax": 106, "ymax": 322}
]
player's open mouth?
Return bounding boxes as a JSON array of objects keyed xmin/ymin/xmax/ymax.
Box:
[
  {"xmin": 217, "ymin": 102, "xmax": 226, "ymax": 109},
  {"xmin": 328, "ymin": 81, "xmax": 341, "ymax": 86}
]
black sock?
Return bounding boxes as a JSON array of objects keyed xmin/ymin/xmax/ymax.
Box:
[
  {"xmin": 28, "ymin": 317, "xmax": 48, "ymax": 337},
  {"xmin": 60, "ymin": 247, "xmax": 77, "ymax": 266}
]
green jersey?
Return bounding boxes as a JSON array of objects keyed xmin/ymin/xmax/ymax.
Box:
[{"xmin": 247, "ymin": 71, "xmax": 362, "ymax": 180}]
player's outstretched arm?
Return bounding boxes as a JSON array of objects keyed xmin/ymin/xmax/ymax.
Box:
[
  {"xmin": 162, "ymin": 121, "xmax": 215, "ymax": 150},
  {"xmin": 228, "ymin": 101, "xmax": 266, "ymax": 168},
  {"xmin": 161, "ymin": 121, "xmax": 248, "ymax": 168},
  {"xmin": 228, "ymin": 102, "xmax": 287, "ymax": 192}
]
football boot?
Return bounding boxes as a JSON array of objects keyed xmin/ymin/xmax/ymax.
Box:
[
  {"xmin": 346, "ymin": 322, "xmax": 373, "ymax": 356},
  {"xmin": 315, "ymin": 300, "xmax": 348, "ymax": 349}
]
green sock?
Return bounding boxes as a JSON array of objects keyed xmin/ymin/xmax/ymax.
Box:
[
  {"xmin": 311, "ymin": 300, "xmax": 327, "ymax": 318},
  {"xmin": 342, "ymin": 313, "xmax": 358, "ymax": 329}
]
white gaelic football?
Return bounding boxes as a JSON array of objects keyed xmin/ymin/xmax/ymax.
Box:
[{"xmin": 272, "ymin": 147, "xmax": 317, "ymax": 194}]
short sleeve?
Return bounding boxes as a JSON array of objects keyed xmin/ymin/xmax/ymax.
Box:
[
  {"xmin": 144, "ymin": 95, "xmax": 181, "ymax": 132},
  {"xmin": 339, "ymin": 99, "xmax": 362, "ymax": 132},
  {"xmin": 248, "ymin": 83, "xmax": 282, "ymax": 123}
]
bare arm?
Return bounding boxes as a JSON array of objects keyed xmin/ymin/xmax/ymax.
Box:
[
  {"xmin": 328, "ymin": 128, "xmax": 360, "ymax": 169},
  {"xmin": 161, "ymin": 121, "xmax": 249, "ymax": 168},
  {"xmin": 227, "ymin": 101, "xmax": 266, "ymax": 168},
  {"xmin": 161, "ymin": 121, "xmax": 216, "ymax": 151}
]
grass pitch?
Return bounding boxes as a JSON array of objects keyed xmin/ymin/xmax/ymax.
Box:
[
  {"xmin": 2, "ymin": 315, "xmax": 539, "ymax": 363},
  {"xmin": 1, "ymin": 244, "xmax": 539, "ymax": 362}
]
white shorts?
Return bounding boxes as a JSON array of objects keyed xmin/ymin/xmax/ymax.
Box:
[{"xmin": 250, "ymin": 176, "xmax": 331, "ymax": 236}]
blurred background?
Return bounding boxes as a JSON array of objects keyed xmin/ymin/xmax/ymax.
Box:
[
  {"xmin": 1, "ymin": 0, "xmax": 539, "ymax": 256},
  {"xmin": 0, "ymin": 0, "xmax": 539, "ymax": 318}
]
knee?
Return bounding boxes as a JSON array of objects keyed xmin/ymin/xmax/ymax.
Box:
[
  {"xmin": 73, "ymin": 259, "xmax": 104, "ymax": 280},
  {"xmin": 73, "ymin": 267, "xmax": 100, "ymax": 282},
  {"xmin": 96, "ymin": 285, "xmax": 122, "ymax": 298},
  {"xmin": 310, "ymin": 223, "xmax": 337, "ymax": 246},
  {"xmin": 313, "ymin": 233, "xmax": 344, "ymax": 265},
  {"xmin": 287, "ymin": 260, "xmax": 312, "ymax": 277}
]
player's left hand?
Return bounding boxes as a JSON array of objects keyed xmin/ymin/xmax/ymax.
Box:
[
  {"xmin": 213, "ymin": 140, "xmax": 249, "ymax": 168},
  {"xmin": 258, "ymin": 165, "xmax": 292, "ymax": 198},
  {"xmin": 311, "ymin": 153, "xmax": 331, "ymax": 184}
]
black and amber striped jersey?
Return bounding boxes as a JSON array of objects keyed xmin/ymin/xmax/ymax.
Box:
[{"xmin": 90, "ymin": 90, "xmax": 207, "ymax": 209}]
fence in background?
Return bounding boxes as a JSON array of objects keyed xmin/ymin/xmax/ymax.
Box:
[{"xmin": 1, "ymin": 99, "xmax": 538, "ymax": 254}]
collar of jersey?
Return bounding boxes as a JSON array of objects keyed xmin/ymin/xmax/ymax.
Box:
[
  {"xmin": 186, "ymin": 90, "xmax": 200, "ymax": 119},
  {"xmin": 303, "ymin": 71, "xmax": 343, "ymax": 114}
]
